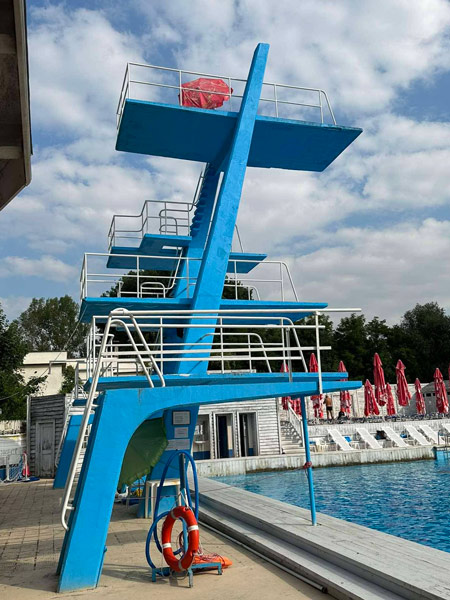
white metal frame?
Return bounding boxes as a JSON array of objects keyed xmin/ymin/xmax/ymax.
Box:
[
  {"xmin": 116, "ymin": 62, "xmax": 337, "ymax": 128},
  {"xmin": 80, "ymin": 252, "xmax": 298, "ymax": 303}
]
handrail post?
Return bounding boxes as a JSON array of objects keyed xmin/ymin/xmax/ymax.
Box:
[
  {"xmin": 220, "ymin": 317, "xmax": 224, "ymax": 373},
  {"xmin": 137, "ymin": 256, "xmax": 140, "ymax": 298},
  {"xmin": 315, "ymin": 312, "xmax": 323, "ymax": 396},
  {"xmin": 300, "ymin": 394, "xmax": 317, "ymax": 525},
  {"xmin": 273, "ymin": 83, "xmax": 278, "ymax": 118}
]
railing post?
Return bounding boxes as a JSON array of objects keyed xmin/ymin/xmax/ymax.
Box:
[
  {"xmin": 160, "ymin": 317, "xmax": 163, "ymax": 373},
  {"xmin": 137, "ymin": 256, "xmax": 140, "ymax": 298},
  {"xmin": 220, "ymin": 317, "xmax": 224, "ymax": 374},
  {"xmin": 315, "ymin": 312, "xmax": 323, "ymax": 396},
  {"xmin": 280, "ymin": 262, "xmax": 284, "ymax": 301},
  {"xmin": 273, "ymin": 83, "xmax": 278, "ymax": 118},
  {"xmin": 319, "ymin": 90, "xmax": 323, "ymax": 124},
  {"xmin": 179, "ymin": 70, "xmax": 182, "ymax": 106},
  {"xmin": 300, "ymin": 395, "xmax": 317, "ymax": 526}
]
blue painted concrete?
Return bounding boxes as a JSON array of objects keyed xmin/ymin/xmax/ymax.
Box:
[
  {"xmin": 59, "ymin": 41, "xmax": 363, "ymax": 592},
  {"xmin": 79, "ymin": 296, "xmax": 327, "ymax": 323},
  {"xmin": 54, "ymin": 414, "xmax": 94, "ymax": 489},
  {"xmin": 108, "ymin": 243, "xmax": 267, "ymax": 274},
  {"xmin": 116, "ymin": 100, "xmax": 362, "ymax": 171}
]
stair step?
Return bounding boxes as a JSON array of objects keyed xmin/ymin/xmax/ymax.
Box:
[{"xmin": 199, "ymin": 506, "xmax": 404, "ymax": 600}]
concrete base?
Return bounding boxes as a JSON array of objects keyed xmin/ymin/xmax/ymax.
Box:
[
  {"xmin": 197, "ymin": 477, "xmax": 450, "ymax": 600},
  {"xmin": 196, "ymin": 445, "xmax": 435, "ymax": 477}
]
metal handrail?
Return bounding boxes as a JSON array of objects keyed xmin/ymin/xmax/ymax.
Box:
[
  {"xmin": 60, "ymin": 312, "xmax": 165, "ymax": 531},
  {"xmin": 287, "ymin": 403, "xmax": 304, "ymax": 446},
  {"xmin": 116, "ymin": 62, "xmax": 336, "ymax": 128},
  {"xmin": 80, "ymin": 252, "xmax": 298, "ymax": 302}
]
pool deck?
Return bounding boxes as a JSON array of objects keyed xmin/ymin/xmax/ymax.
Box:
[
  {"xmin": 0, "ymin": 479, "xmax": 323, "ymax": 599},
  {"xmin": 197, "ymin": 476, "xmax": 450, "ymax": 600}
]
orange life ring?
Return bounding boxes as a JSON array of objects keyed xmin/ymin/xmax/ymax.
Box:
[{"xmin": 161, "ymin": 506, "xmax": 200, "ymax": 572}]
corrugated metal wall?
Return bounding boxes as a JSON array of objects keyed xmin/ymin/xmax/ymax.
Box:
[{"xmin": 29, "ymin": 394, "xmax": 66, "ymax": 476}]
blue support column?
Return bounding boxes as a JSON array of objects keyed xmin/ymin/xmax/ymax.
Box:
[
  {"xmin": 177, "ymin": 43, "xmax": 269, "ymax": 375},
  {"xmin": 300, "ymin": 395, "xmax": 317, "ymax": 525}
]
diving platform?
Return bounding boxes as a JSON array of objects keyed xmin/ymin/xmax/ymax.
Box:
[
  {"xmin": 57, "ymin": 43, "xmax": 364, "ymax": 594},
  {"xmin": 79, "ymin": 296, "xmax": 327, "ymax": 323},
  {"xmin": 116, "ymin": 99, "xmax": 362, "ymax": 171},
  {"xmin": 108, "ymin": 241, "xmax": 267, "ymax": 274}
]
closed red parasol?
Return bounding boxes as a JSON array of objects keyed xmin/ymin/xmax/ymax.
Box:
[
  {"xmin": 364, "ymin": 379, "xmax": 380, "ymax": 417},
  {"xmin": 395, "ymin": 359, "xmax": 411, "ymax": 407},
  {"xmin": 414, "ymin": 378, "xmax": 426, "ymax": 415},
  {"xmin": 338, "ymin": 360, "xmax": 352, "ymax": 415},
  {"xmin": 434, "ymin": 368, "xmax": 449, "ymax": 414},
  {"xmin": 386, "ymin": 383, "xmax": 396, "ymax": 416},
  {"xmin": 309, "ymin": 353, "xmax": 323, "ymax": 419},
  {"xmin": 180, "ymin": 78, "xmax": 233, "ymax": 109},
  {"xmin": 280, "ymin": 361, "xmax": 301, "ymax": 415},
  {"xmin": 373, "ymin": 353, "xmax": 388, "ymax": 406}
]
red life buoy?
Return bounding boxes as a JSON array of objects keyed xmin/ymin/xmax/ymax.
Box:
[{"xmin": 161, "ymin": 506, "xmax": 199, "ymax": 571}]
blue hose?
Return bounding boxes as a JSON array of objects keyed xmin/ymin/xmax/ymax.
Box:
[{"xmin": 145, "ymin": 450, "xmax": 199, "ymax": 569}]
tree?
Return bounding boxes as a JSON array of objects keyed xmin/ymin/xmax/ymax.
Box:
[
  {"xmin": 333, "ymin": 314, "xmax": 367, "ymax": 380},
  {"xmin": 0, "ymin": 303, "xmax": 45, "ymax": 419},
  {"xmin": 59, "ymin": 365, "xmax": 76, "ymax": 395},
  {"xmin": 392, "ymin": 302, "xmax": 450, "ymax": 382},
  {"xmin": 16, "ymin": 296, "xmax": 87, "ymax": 357}
]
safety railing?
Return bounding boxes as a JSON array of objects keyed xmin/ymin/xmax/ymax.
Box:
[
  {"xmin": 80, "ymin": 252, "xmax": 298, "ymax": 303},
  {"xmin": 62, "ymin": 306, "xmax": 360, "ymax": 530},
  {"xmin": 108, "ymin": 170, "xmax": 205, "ymax": 251},
  {"xmin": 287, "ymin": 403, "xmax": 304, "ymax": 446},
  {"xmin": 116, "ymin": 62, "xmax": 336, "ymax": 128}
]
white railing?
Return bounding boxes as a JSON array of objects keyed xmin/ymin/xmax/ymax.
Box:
[
  {"xmin": 287, "ymin": 404, "xmax": 304, "ymax": 446},
  {"xmin": 84, "ymin": 307, "xmax": 360, "ymax": 382},
  {"xmin": 116, "ymin": 62, "xmax": 337, "ymax": 128},
  {"xmin": 62, "ymin": 306, "xmax": 359, "ymax": 530},
  {"xmin": 80, "ymin": 252, "xmax": 298, "ymax": 303}
]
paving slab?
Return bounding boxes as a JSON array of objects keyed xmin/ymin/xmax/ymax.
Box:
[{"xmin": 0, "ymin": 479, "xmax": 322, "ymax": 599}]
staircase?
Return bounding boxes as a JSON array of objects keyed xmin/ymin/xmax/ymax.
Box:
[{"xmin": 280, "ymin": 418, "xmax": 303, "ymax": 455}]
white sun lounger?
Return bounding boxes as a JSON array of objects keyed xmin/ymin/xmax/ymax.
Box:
[
  {"xmin": 404, "ymin": 424, "xmax": 430, "ymax": 446},
  {"xmin": 381, "ymin": 426, "xmax": 408, "ymax": 448},
  {"xmin": 355, "ymin": 427, "xmax": 382, "ymax": 449},
  {"xmin": 418, "ymin": 424, "xmax": 439, "ymax": 444},
  {"xmin": 327, "ymin": 428, "xmax": 355, "ymax": 451}
]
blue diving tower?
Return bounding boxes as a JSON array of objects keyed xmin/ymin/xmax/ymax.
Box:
[{"xmin": 56, "ymin": 43, "xmax": 362, "ymax": 592}]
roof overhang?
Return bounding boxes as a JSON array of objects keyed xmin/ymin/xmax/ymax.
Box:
[{"xmin": 0, "ymin": 0, "xmax": 32, "ymax": 210}]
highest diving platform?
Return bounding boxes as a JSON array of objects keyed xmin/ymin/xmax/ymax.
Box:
[{"xmin": 56, "ymin": 42, "xmax": 363, "ymax": 593}]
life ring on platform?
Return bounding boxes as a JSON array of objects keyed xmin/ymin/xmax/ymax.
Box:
[{"xmin": 161, "ymin": 505, "xmax": 200, "ymax": 571}]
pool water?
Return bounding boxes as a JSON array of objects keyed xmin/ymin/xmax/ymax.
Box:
[{"xmin": 216, "ymin": 451, "xmax": 450, "ymax": 553}]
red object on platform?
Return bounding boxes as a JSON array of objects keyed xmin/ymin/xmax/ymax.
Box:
[
  {"xmin": 309, "ymin": 353, "xmax": 323, "ymax": 419},
  {"xmin": 373, "ymin": 353, "xmax": 388, "ymax": 406},
  {"xmin": 338, "ymin": 360, "xmax": 352, "ymax": 415},
  {"xmin": 414, "ymin": 378, "xmax": 426, "ymax": 415},
  {"xmin": 434, "ymin": 368, "xmax": 449, "ymax": 414},
  {"xmin": 364, "ymin": 379, "xmax": 380, "ymax": 417},
  {"xmin": 386, "ymin": 383, "xmax": 396, "ymax": 416},
  {"xmin": 395, "ymin": 359, "xmax": 411, "ymax": 407},
  {"xmin": 180, "ymin": 78, "xmax": 233, "ymax": 109}
]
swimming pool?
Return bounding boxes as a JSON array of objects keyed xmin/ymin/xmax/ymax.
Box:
[{"xmin": 216, "ymin": 451, "xmax": 450, "ymax": 553}]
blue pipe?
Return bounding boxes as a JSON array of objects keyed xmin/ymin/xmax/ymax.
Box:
[
  {"xmin": 300, "ymin": 396, "xmax": 317, "ymax": 525},
  {"xmin": 145, "ymin": 450, "xmax": 199, "ymax": 569}
]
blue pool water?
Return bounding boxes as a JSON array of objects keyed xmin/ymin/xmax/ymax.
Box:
[{"xmin": 217, "ymin": 452, "xmax": 450, "ymax": 553}]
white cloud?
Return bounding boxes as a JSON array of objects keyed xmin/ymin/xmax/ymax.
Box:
[
  {"xmin": 0, "ymin": 296, "xmax": 33, "ymax": 321},
  {"xmin": 2, "ymin": 2, "xmax": 450, "ymax": 324},
  {"xmin": 0, "ymin": 256, "xmax": 77, "ymax": 282},
  {"xmin": 287, "ymin": 219, "xmax": 450, "ymax": 322}
]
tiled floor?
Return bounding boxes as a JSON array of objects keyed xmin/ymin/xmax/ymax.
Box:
[{"xmin": 0, "ymin": 479, "xmax": 322, "ymax": 599}]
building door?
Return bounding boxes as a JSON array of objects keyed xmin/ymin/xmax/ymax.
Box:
[
  {"xmin": 36, "ymin": 421, "xmax": 55, "ymax": 477},
  {"xmin": 239, "ymin": 413, "xmax": 257, "ymax": 457},
  {"xmin": 216, "ymin": 414, "xmax": 233, "ymax": 458}
]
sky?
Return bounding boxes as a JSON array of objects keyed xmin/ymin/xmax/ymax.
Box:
[{"xmin": 1, "ymin": 0, "xmax": 450, "ymax": 323}]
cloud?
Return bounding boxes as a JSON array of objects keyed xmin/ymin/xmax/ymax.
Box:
[
  {"xmin": 0, "ymin": 296, "xmax": 33, "ymax": 321},
  {"xmin": 2, "ymin": 2, "xmax": 450, "ymax": 325},
  {"xmin": 286, "ymin": 218, "xmax": 450, "ymax": 322},
  {"xmin": 0, "ymin": 256, "xmax": 77, "ymax": 282}
]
